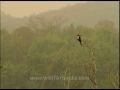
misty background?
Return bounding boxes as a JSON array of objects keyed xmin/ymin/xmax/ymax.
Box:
[
  {"xmin": 1, "ymin": 1, "xmax": 119, "ymax": 32},
  {"xmin": 1, "ymin": 1, "xmax": 119, "ymax": 89}
]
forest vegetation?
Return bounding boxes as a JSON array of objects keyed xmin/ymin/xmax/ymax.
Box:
[{"xmin": 1, "ymin": 1, "xmax": 119, "ymax": 89}]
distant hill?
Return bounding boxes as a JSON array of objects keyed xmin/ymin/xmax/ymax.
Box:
[
  {"xmin": 1, "ymin": 11, "xmax": 28, "ymax": 32},
  {"xmin": 1, "ymin": 1, "xmax": 119, "ymax": 32},
  {"xmin": 39, "ymin": 1, "xmax": 119, "ymax": 28}
]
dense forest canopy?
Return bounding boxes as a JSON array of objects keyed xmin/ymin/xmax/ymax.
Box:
[
  {"xmin": 1, "ymin": 18, "xmax": 119, "ymax": 89},
  {"xmin": 1, "ymin": 1, "xmax": 119, "ymax": 89}
]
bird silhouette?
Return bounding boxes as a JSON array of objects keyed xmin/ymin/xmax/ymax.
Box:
[{"xmin": 77, "ymin": 34, "xmax": 82, "ymax": 46}]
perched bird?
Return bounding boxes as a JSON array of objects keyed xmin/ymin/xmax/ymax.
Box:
[{"xmin": 77, "ymin": 34, "xmax": 82, "ymax": 46}]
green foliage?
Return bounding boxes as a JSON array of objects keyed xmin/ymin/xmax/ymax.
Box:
[{"xmin": 1, "ymin": 20, "xmax": 119, "ymax": 89}]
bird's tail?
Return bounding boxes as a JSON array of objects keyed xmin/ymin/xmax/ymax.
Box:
[{"xmin": 80, "ymin": 42, "xmax": 82, "ymax": 46}]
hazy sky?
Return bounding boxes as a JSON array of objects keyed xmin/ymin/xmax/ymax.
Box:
[{"xmin": 1, "ymin": 1, "xmax": 87, "ymax": 18}]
